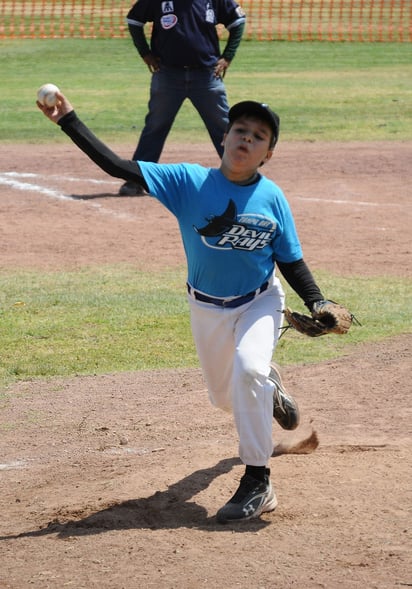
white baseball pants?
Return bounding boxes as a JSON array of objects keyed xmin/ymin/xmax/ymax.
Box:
[{"xmin": 188, "ymin": 275, "xmax": 285, "ymax": 466}]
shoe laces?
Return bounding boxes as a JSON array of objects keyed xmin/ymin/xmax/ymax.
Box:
[
  {"xmin": 274, "ymin": 386, "xmax": 288, "ymax": 414},
  {"xmin": 271, "ymin": 368, "xmax": 288, "ymax": 414},
  {"xmin": 230, "ymin": 474, "xmax": 268, "ymax": 504}
]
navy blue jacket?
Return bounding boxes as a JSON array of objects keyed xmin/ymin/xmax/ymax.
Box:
[{"xmin": 126, "ymin": 0, "xmax": 246, "ymax": 67}]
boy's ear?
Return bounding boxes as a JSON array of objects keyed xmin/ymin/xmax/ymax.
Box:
[
  {"xmin": 221, "ymin": 133, "xmax": 227, "ymax": 146},
  {"xmin": 259, "ymin": 149, "xmax": 274, "ymax": 167}
]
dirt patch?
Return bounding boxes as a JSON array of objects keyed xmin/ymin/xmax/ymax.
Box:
[{"xmin": 0, "ymin": 141, "xmax": 411, "ymax": 588}]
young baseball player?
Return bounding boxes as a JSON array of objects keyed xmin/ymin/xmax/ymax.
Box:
[{"xmin": 38, "ymin": 93, "xmax": 327, "ymax": 523}]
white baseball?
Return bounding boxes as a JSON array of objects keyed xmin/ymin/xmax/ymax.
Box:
[{"xmin": 37, "ymin": 83, "xmax": 60, "ymax": 107}]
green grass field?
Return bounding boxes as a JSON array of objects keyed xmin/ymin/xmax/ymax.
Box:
[
  {"xmin": 0, "ymin": 40, "xmax": 411, "ymax": 389},
  {"xmin": 1, "ymin": 267, "xmax": 410, "ymax": 387},
  {"xmin": 1, "ymin": 39, "xmax": 411, "ymax": 142}
]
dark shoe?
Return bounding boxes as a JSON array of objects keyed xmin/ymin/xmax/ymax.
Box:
[
  {"xmin": 269, "ymin": 363, "xmax": 300, "ymax": 430},
  {"xmin": 118, "ymin": 181, "xmax": 147, "ymax": 196},
  {"xmin": 216, "ymin": 473, "xmax": 277, "ymax": 523}
]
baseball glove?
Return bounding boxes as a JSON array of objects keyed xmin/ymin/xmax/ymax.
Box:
[{"xmin": 283, "ymin": 300, "xmax": 355, "ymax": 337}]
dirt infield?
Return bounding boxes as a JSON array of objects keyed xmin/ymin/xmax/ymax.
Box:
[{"xmin": 0, "ymin": 141, "xmax": 411, "ymax": 588}]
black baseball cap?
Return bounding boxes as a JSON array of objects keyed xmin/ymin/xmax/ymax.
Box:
[{"xmin": 228, "ymin": 101, "xmax": 280, "ymax": 148}]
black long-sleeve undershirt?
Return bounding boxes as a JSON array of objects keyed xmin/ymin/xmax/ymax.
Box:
[
  {"xmin": 277, "ymin": 259, "xmax": 324, "ymax": 311},
  {"xmin": 58, "ymin": 111, "xmax": 149, "ymax": 191}
]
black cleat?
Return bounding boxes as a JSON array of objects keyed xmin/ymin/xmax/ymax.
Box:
[
  {"xmin": 118, "ymin": 181, "xmax": 147, "ymax": 196},
  {"xmin": 216, "ymin": 472, "xmax": 277, "ymax": 524}
]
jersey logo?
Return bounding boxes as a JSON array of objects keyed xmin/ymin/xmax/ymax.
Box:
[
  {"xmin": 195, "ymin": 199, "xmax": 238, "ymax": 236},
  {"xmin": 160, "ymin": 14, "xmax": 178, "ymax": 29},
  {"xmin": 161, "ymin": 1, "xmax": 174, "ymax": 13},
  {"xmin": 194, "ymin": 199, "xmax": 276, "ymax": 252}
]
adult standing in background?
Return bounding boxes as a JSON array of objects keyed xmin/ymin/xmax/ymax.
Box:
[{"xmin": 119, "ymin": 0, "xmax": 246, "ymax": 196}]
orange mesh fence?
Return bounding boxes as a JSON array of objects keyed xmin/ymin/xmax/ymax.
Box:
[{"xmin": 0, "ymin": 0, "xmax": 410, "ymax": 41}]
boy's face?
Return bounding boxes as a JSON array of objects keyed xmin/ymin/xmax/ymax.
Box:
[{"xmin": 222, "ymin": 115, "xmax": 274, "ymax": 170}]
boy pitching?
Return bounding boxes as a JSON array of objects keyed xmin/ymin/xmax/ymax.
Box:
[{"xmin": 38, "ymin": 93, "xmax": 327, "ymax": 523}]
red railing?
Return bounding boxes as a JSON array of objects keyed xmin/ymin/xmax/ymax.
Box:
[{"xmin": 0, "ymin": 0, "xmax": 410, "ymax": 42}]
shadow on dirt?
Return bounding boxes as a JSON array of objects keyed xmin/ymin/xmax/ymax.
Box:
[
  {"xmin": 0, "ymin": 457, "xmax": 270, "ymax": 538},
  {"xmin": 69, "ymin": 193, "xmax": 147, "ymax": 200}
]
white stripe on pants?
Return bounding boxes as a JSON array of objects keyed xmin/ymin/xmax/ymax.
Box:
[{"xmin": 188, "ymin": 276, "xmax": 285, "ymax": 466}]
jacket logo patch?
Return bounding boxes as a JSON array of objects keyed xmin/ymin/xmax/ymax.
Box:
[
  {"xmin": 205, "ymin": 3, "xmax": 215, "ymax": 23},
  {"xmin": 160, "ymin": 14, "xmax": 178, "ymax": 29},
  {"xmin": 161, "ymin": 1, "xmax": 174, "ymax": 12}
]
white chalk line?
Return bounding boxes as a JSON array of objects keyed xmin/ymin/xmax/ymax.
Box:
[
  {"xmin": 1, "ymin": 175, "xmax": 75, "ymax": 201},
  {"xmin": 1, "ymin": 171, "xmax": 118, "ymax": 185},
  {"xmin": 0, "ymin": 172, "xmax": 138, "ymax": 221},
  {"xmin": 2, "ymin": 172, "xmax": 406, "ymax": 210},
  {"xmin": 0, "ymin": 460, "xmax": 28, "ymax": 471},
  {"xmin": 296, "ymin": 196, "xmax": 404, "ymax": 208}
]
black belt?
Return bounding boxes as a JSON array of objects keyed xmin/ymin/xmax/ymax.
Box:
[{"xmin": 187, "ymin": 282, "xmax": 269, "ymax": 308}]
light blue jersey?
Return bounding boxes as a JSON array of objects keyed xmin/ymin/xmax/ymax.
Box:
[{"xmin": 139, "ymin": 161, "xmax": 303, "ymax": 297}]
